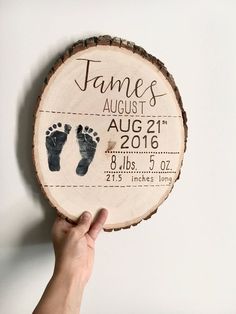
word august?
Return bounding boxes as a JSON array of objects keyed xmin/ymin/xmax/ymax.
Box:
[
  {"xmin": 74, "ymin": 58, "xmax": 166, "ymax": 107},
  {"xmin": 103, "ymin": 98, "xmax": 145, "ymax": 115}
]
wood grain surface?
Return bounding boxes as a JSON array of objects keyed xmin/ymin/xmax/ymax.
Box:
[{"xmin": 33, "ymin": 35, "xmax": 188, "ymax": 231}]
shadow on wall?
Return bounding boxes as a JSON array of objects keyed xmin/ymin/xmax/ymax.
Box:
[
  {"xmin": 15, "ymin": 39, "xmax": 76, "ymax": 246},
  {"xmin": 1, "ymin": 34, "xmax": 103, "ymax": 312}
]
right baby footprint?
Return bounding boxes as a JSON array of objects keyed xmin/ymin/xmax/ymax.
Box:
[{"xmin": 76, "ymin": 125, "xmax": 100, "ymax": 176}]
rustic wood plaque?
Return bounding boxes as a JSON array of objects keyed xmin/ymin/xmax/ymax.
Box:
[{"xmin": 33, "ymin": 35, "xmax": 187, "ymax": 231}]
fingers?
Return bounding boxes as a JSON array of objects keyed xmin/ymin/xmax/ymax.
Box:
[
  {"xmin": 75, "ymin": 211, "xmax": 93, "ymax": 237},
  {"xmin": 53, "ymin": 209, "xmax": 108, "ymax": 241},
  {"xmin": 88, "ymin": 208, "xmax": 108, "ymax": 241}
]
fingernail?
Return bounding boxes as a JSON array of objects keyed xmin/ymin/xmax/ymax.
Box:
[
  {"xmin": 81, "ymin": 211, "xmax": 91, "ymax": 221},
  {"xmin": 102, "ymin": 208, "xmax": 108, "ymax": 215}
]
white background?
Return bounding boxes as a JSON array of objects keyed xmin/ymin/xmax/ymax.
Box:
[{"xmin": 0, "ymin": 0, "xmax": 236, "ymax": 313}]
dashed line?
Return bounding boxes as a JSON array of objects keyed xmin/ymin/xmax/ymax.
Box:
[
  {"xmin": 39, "ymin": 110, "xmax": 181, "ymax": 118},
  {"xmin": 105, "ymin": 151, "xmax": 180, "ymax": 154},
  {"xmin": 104, "ymin": 171, "xmax": 176, "ymax": 174},
  {"xmin": 43, "ymin": 184, "xmax": 171, "ymax": 188}
]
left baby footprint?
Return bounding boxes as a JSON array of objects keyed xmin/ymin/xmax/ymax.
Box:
[{"xmin": 45, "ymin": 123, "xmax": 71, "ymax": 171}]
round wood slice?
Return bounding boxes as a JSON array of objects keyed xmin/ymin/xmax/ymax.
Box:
[{"xmin": 33, "ymin": 35, "xmax": 187, "ymax": 231}]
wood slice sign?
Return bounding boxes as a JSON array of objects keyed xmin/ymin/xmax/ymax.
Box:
[{"xmin": 33, "ymin": 35, "xmax": 187, "ymax": 231}]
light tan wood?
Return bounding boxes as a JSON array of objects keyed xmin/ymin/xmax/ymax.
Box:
[{"xmin": 33, "ymin": 36, "xmax": 187, "ymax": 231}]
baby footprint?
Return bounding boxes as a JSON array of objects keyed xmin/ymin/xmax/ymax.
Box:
[
  {"xmin": 45, "ymin": 123, "xmax": 71, "ymax": 171},
  {"xmin": 76, "ymin": 125, "xmax": 100, "ymax": 176}
]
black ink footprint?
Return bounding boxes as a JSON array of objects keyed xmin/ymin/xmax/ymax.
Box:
[
  {"xmin": 45, "ymin": 123, "xmax": 71, "ymax": 171},
  {"xmin": 76, "ymin": 125, "xmax": 100, "ymax": 176}
]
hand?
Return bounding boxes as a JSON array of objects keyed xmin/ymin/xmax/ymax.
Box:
[
  {"xmin": 52, "ymin": 208, "xmax": 108, "ymax": 285},
  {"xmin": 33, "ymin": 209, "xmax": 108, "ymax": 314}
]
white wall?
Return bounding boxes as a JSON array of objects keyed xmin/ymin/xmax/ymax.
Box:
[{"xmin": 0, "ymin": 0, "xmax": 236, "ymax": 313}]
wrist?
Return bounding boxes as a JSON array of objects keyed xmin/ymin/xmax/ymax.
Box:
[
  {"xmin": 50, "ymin": 271, "xmax": 85, "ymax": 313},
  {"xmin": 52, "ymin": 267, "xmax": 87, "ymax": 291}
]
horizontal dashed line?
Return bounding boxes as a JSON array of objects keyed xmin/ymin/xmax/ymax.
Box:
[
  {"xmin": 43, "ymin": 184, "xmax": 171, "ymax": 188},
  {"xmin": 105, "ymin": 151, "xmax": 180, "ymax": 154},
  {"xmin": 104, "ymin": 171, "xmax": 177, "ymax": 174},
  {"xmin": 39, "ymin": 110, "xmax": 181, "ymax": 118}
]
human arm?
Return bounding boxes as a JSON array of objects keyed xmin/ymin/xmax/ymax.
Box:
[{"xmin": 33, "ymin": 208, "xmax": 108, "ymax": 314}]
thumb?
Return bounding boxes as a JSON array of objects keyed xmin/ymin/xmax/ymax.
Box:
[{"xmin": 75, "ymin": 211, "xmax": 92, "ymax": 237}]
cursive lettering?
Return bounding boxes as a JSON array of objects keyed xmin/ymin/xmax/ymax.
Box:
[{"xmin": 74, "ymin": 59, "xmax": 166, "ymax": 106}]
